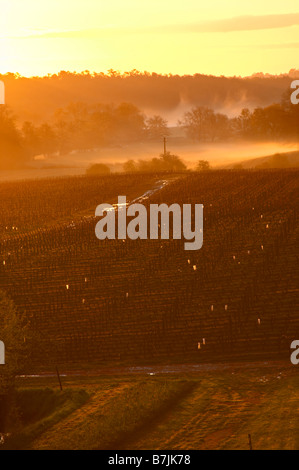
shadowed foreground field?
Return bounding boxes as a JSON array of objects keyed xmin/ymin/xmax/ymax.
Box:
[{"xmin": 4, "ymin": 363, "xmax": 298, "ymax": 450}]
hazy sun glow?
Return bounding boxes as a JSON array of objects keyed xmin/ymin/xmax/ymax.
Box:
[{"xmin": 1, "ymin": 0, "xmax": 299, "ymax": 76}]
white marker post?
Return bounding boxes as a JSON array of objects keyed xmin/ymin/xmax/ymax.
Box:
[{"xmin": 0, "ymin": 341, "xmax": 5, "ymax": 365}]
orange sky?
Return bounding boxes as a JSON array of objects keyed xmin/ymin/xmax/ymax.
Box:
[{"xmin": 0, "ymin": 0, "xmax": 299, "ymax": 77}]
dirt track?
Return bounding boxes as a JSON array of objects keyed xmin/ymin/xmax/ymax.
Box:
[{"xmin": 19, "ymin": 360, "xmax": 292, "ymax": 379}]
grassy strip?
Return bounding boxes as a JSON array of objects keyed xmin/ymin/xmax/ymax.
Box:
[
  {"xmin": 3, "ymin": 388, "xmax": 89, "ymax": 450},
  {"xmin": 105, "ymin": 380, "xmax": 197, "ymax": 450},
  {"xmin": 32, "ymin": 379, "xmax": 195, "ymax": 450}
]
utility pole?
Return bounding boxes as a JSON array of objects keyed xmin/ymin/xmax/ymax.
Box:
[
  {"xmin": 56, "ymin": 366, "xmax": 63, "ymax": 391},
  {"xmin": 163, "ymin": 136, "xmax": 167, "ymax": 156}
]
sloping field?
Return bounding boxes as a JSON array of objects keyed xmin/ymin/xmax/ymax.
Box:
[
  {"xmin": 0, "ymin": 169, "xmax": 298, "ymax": 365},
  {"xmin": 5, "ymin": 364, "xmax": 299, "ymax": 450}
]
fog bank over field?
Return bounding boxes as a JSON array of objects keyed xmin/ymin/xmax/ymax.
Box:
[
  {"xmin": 1, "ymin": 140, "xmax": 297, "ymax": 182},
  {"xmin": 1, "ymin": 71, "xmax": 298, "ymax": 177},
  {"xmin": 66, "ymin": 140, "xmax": 298, "ymax": 168}
]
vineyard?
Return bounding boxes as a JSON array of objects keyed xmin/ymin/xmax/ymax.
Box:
[{"xmin": 0, "ymin": 170, "xmax": 298, "ymax": 366}]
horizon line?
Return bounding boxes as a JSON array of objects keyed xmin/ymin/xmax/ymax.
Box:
[{"xmin": 0, "ymin": 68, "xmax": 299, "ymax": 80}]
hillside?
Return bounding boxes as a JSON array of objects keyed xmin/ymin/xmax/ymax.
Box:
[
  {"xmin": 226, "ymin": 150, "xmax": 299, "ymax": 169},
  {"xmin": 0, "ymin": 170, "xmax": 298, "ymax": 366}
]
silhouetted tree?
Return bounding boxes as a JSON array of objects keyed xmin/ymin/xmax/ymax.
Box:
[
  {"xmin": 159, "ymin": 152, "xmax": 186, "ymax": 172},
  {"xmin": 123, "ymin": 160, "xmax": 138, "ymax": 172},
  {"xmin": 181, "ymin": 107, "xmax": 230, "ymax": 142},
  {"xmin": 0, "ymin": 291, "xmax": 31, "ymax": 431},
  {"xmin": 0, "ymin": 106, "xmax": 27, "ymax": 169},
  {"xmin": 146, "ymin": 115, "xmax": 169, "ymax": 139},
  {"xmin": 196, "ymin": 160, "xmax": 211, "ymax": 171},
  {"xmin": 86, "ymin": 163, "xmax": 111, "ymax": 176}
]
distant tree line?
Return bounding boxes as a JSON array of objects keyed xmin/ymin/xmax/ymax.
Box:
[
  {"xmin": 180, "ymin": 99, "xmax": 299, "ymax": 142},
  {"xmin": 0, "ymin": 103, "xmax": 169, "ymax": 169},
  {"xmin": 2, "ymin": 70, "xmax": 298, "ymax": 123}
]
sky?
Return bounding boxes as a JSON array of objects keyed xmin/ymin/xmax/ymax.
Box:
[{"xmin": 0, "ymin": 0, "xmax": 299, "ymax": 77}]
